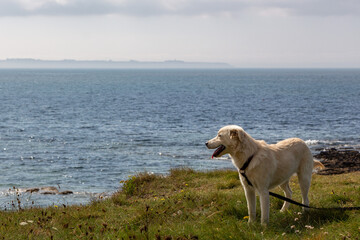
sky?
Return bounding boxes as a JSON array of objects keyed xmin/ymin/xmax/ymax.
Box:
[{"xmin": 0, "ymin": 0, "xmax": 360, "ymax": 68}]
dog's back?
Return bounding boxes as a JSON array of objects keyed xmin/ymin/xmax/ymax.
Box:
[
  {"xmin": 272, "ymin": 138, "xmax": 312, "ymax": 162},
  {"xmin": 265, "ymin": 138, "xmax": 313, "ymax": 188}
]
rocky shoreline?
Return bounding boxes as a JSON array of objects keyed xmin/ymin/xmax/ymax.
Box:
[{"xmin": 314, "ymin": 148, "xmax": 360, "ymax": 175}]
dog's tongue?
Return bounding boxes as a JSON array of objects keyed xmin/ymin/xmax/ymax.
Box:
[{"xmin": 212, "ymin": 145, "xmax": 225, "ymax": 159}]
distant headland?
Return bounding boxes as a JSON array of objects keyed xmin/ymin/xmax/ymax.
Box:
[{"xmin": 0, "ymin": 59, "xmax": 232, "ymax": 69}]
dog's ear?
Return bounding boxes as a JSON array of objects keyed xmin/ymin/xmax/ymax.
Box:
[
  {"xmin": 230, "ymin": 129, "xmax": 238, "ymax": 139},
  {"xmin": 230, "ymin": 129, "xmax": 245, "ymax": 141}
]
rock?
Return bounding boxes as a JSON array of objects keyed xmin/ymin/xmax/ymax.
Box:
[
  {"xmin": 40, "ymin": 187, "xmax": 59, "ymax": 194},
  {"xmin": 59, "ymin": 191, "xmax": 73, "ymax": 195},
  {"xmin": 26, "ymin": 188, "xmax": 40, "ymax": 193},
  {"xmin": 42, "ymin": 191, "xmax": 57, "ymax": 195},
  {"xmin": 314, "ymin": 148, "xmax": 360, "ymax": 175},
  {"xmin": 25, "ymin": 186, "xmax": 73, "ymax": 195}
]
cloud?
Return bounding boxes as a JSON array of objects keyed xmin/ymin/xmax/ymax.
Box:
[
  {"xmin": 0, "ymin": 0, "xmax": 359, "ymax": 17},
  {"xmin": 281, "ymin": 0, "xmax": 360, "ymax": 17}
]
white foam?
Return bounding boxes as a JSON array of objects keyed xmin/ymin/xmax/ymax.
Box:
[
  {"xmin": 212, "ymin": 155, "xmax": 231, "ymax": 160},
  {"xmin": 305, "ymin": 139, "xmax": 320, "ymax": 146}
]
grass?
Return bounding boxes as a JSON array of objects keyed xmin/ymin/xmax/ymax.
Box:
[{"xmin": 1, "ymin": 168, "xmax": 360, "ymax": 239}]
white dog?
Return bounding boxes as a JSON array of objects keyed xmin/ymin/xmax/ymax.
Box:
[{"xmin": 206, "ymin": 125, "xmax": 324, "ymax": 225}]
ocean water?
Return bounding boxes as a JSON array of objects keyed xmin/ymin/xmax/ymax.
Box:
[{"xmin": 1, "ymin": 69, "xmax": 359, "ymax": 208}]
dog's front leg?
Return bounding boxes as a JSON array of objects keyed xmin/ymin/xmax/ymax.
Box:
[
  {"xmin": 259, "ymin": 190, "xmax": 270, "ymax": 226},
  {"xmin": 243, "ymin": 186, "xmax": 256, "ymax": 223}
]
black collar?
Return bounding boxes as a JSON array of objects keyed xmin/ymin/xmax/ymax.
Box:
[{"xmin": 239, "ymin": 154, "xmax": 254, "ymax": 186}]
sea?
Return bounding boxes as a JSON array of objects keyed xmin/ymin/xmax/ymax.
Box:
[{"xmin": 0, "ymin": 69, "xmax": 359, "ymax": 209}]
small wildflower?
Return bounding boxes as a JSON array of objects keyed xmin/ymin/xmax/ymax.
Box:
[
  {"xmin": 27, "ymin": 220, "xmax": 33, "ymax": 223},
  {"xmin": 324, "ymin": 232, "xmax": 328, "ymax": 235},
  {"xmin": 243, "ymin": 216, "xmax": 249, "ymax": 220},
  {"xmin": 297, "ymin": 212, "xmax": 302, "ymax": 215},
  {"xmin": 282, "ymin": 233, "xmax": 286, "ymax": 236},
  {"xmin": 161, "ymin": 198, "xmax": 165, "ymax": 201},
  {"xmin": 305, "ymin": 225, "xmax": 314, "ymax": 230},
  {"xmin": 291, "ymin": 225, "xmax": 296, "ymax": 229},
  {"xmin": 19, "ymin": 222, "xmax": 28, "ymax": 226},
  {"xmin": 181, "ymin": 190, "xmax": 184, "ymax": 192},
  {"xmin": 185, "ymin": 184, "xmax": 188, "ymax": 186},
  {"xmin": 295, "ymin": 230, "xmax": 300, "ymax": 234},
  {"xmin": 54, "ymin": 205, "xmax": 58, "ymax": 208},
  {"xmin": 294, "ymin": 218, "xmax": 299, "ymax": 221}
]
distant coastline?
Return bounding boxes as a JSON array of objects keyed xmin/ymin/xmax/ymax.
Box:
[{"xmin": 0, "ymin": 58, "xmax": 232, "ymax": 69}]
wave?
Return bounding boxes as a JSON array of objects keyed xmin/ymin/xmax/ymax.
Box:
[
  {"xmin": 305, "ymin": 139, "xmax": 320, "ymax": 146},
  {"xmin": 0, "ymin": 188, "xmax": 113, "ymax": 209},
  {"xmin": 1, "ymin": 188, "xmax": 111, "ymax": 197},
  {"xmin": 305, "ymin": 139, "xmax": 360, "ymax": 151}
]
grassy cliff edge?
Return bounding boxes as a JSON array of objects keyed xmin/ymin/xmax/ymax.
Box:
[{"xmin": 1, "ymin": 169, "xmax": 359, "ymax": 239}]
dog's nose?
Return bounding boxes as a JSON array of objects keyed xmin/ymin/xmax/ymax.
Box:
[{"xmin": 205, "ymin": 142, "xmax": 208, "ymax": 147}]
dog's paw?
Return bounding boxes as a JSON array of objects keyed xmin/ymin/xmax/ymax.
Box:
[{"xmin": 261, "ymin": 222, "xmax": 268, "ymax": 228}]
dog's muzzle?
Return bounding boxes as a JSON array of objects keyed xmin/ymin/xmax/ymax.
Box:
[{"xmin": 211, "ymin": 145, "xmax": 226, "ymax": 159}]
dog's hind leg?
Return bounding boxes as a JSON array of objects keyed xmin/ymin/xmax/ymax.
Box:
[
  {"xmin": 297, "ymin": 152, "xmax": 314, "ymax": 211},
  {"xmin": 279, "ymin": 181, "xmax": 292, "ymax": 212},
  {"xmin": 297, "ymin": 171, "xmax": 311, "ymax": 211}
]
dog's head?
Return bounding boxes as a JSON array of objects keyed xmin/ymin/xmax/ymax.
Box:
[{"xmin": 206, "ymin": 125, "xmax": 246, "ymax": 158}]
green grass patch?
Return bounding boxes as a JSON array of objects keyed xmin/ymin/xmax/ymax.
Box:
[{"xmin": 1, "ymin": 170, "xmax": 360, "ymax": 239}]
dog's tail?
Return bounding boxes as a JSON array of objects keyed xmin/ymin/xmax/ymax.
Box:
[{"xmin": 313, "ymin": 159, "xmax": 325, "ymax": 170}]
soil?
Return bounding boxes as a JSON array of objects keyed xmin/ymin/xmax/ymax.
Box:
[{"xmin": 314, "ymin": 148, "xmax": 360, "ymax": 175}]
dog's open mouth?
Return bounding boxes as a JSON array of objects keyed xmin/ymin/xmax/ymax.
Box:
[{"xmin": 212, "ymin": 145, "xmax": 226, "ymax": 159}]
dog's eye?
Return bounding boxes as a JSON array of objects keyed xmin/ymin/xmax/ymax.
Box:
[{"xmin": 218, "ymin": 134, "xmax": 222, "ymax": 138}]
